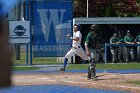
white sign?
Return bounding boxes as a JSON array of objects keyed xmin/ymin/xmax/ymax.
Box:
[{"xmin": 9, "ymin": 21, "xmax": 30, "ymax": 43}]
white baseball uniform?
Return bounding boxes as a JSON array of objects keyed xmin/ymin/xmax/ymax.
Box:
[{"xmin": 65, "ymin": 31, "xmax": 88, "ymax": 60}]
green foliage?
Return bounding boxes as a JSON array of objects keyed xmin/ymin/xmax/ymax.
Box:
[{"xmin": 73, "ymin": 0, "xmax": 140, "ymax": 17}]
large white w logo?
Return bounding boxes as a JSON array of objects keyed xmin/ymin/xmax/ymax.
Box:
[{"xmin": 37, "ymin": 9, "xmax": 66, "ymax": 43}]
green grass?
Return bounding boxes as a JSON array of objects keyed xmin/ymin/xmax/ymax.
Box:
[
  {"xmin": 12, "ymin": 63, "xmax": 140, "ymax": 71},
  {"xmin": 12, "ymin": 50, "xmax": 140, "ymax": 70},
  {"xmin": 13, "ymin": 50, "xmax": 61, "ymax": 65},
  {"xmin": 67, "ymin": 63, "xmax": 140, "ymax": 70},
  {"xmin": 125, "ymin": 80, "xmax": 140, "ymax": 85}
]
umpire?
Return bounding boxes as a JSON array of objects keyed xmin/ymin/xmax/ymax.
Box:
[{"xmin": 85, "ymin": 24, "xmax": 100, "ymax": 80}]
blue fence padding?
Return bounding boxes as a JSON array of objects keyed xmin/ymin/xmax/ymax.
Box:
[
  {"xmin": 65, "ymin": 69, "xmax": 140, "ymax": 74},
  {"xmin": 0, "ymin": 84, "xmax": 130, "ymax": 93},
  {"xmin": 12, "ymin": 70, "xmax": 60, "ymax": 74},
  {"xmin": 105, "ymin": 69, "xmax": 140, "ymax": 74},
  {"xmin": 105, "ymin": 43, "xmax": 140, "ymax": 47},
  {"xmin": 12, "ymin": 69, "xmax": 140, "ymax": 74},
  {"xmin": 33, "ymin": 0, "xmax": 73, "ymax": 57}
]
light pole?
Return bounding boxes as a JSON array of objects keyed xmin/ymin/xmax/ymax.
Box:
[{"xmin": 87, "ymin": 0, "xmax": 89, "ymax": 18}]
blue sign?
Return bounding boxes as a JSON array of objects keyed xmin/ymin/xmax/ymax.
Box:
[{"xmin": 33, "ymin": 0, "xmax": 73, "ymax": 57}]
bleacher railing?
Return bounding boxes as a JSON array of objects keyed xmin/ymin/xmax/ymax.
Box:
[{"xmin": 105, "ymin": 43, "xmax": 140, "ymax": 64}]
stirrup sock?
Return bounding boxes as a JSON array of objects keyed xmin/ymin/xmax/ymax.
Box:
[{"xmin": 63, "ymin": 58, "xmax": 68, "ymax": 68}]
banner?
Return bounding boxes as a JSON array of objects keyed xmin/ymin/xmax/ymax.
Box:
[
  {"xmin": 9, "ymin": 21, "xmax": 30, "ymax": 43},
  {"xmin": 33, "ymin": 0, "xmax": 73, "ymax": 57}
]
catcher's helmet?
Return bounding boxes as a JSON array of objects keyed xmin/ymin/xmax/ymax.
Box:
[
  {"xmin": 90, "ymin": 24, "xmax": 100, "ymax": 32},
  {"xmin": 127, "ymin": 30, "xmax": 131, "ymax": 34}
]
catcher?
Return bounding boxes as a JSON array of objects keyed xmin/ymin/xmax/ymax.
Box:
[{"xmin": 85, "ymin": 24, "xmax": 100, "ymax": 80}]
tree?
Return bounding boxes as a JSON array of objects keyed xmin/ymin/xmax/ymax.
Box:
[
  {"xmin": 73, "ymin": 0, "xmax": 140, "ymax": 17},
  {"xmin": 113, "ymin": 0, "xmax": 140, "ymax": 17},
  {"xmin": 73, "ymin": 0, "xmax": 87, "ymax": 17}
]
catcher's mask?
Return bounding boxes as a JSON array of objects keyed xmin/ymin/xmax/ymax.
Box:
[{"xmin": 90, "ymin": 24, "xmax": 100, "ymax": 32}]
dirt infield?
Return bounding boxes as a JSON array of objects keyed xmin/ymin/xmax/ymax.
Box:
[{"xmin": 12, "ymin": 72, "xmax": 140, "ymax": 93}]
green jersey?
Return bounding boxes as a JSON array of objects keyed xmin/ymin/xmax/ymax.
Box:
[
  {"xmin": 85, "ymin": 32, "xmax": 99, "ymax": 49},
  {"xmin": 118, "ymin": 36, "xmax": 124, "ymax": 43},
  {"xmin": 124, "ymin": 35, "xmax": 134, "ymax": 43},
  {"xmin": 135, "ymin": 35, "xmax": 140, "ymax": 43},
  {"xmin": 124, "ymin": 35, "xmax": 134, "ymax": 48},
  {"xmin": 110, "ymin": 37, "xmax": 119, "ymax": 49}
]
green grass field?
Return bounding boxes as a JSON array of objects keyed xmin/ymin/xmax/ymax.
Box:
[
  {"xmin": 13, "ymin": 50, "xmax": 140, "ymax": 70},
  {"xmin": 13, "ymin": 50, "xmax": 60, "ymax": 65},
  {"xmin": 125, "ymin": 80, "xmax": 140, "ymax": 85},
  {"xmin": 12, "ymin": 50, "xmax": 140, "ymax": 86},
  {"xmin": 13, "ymin": 63, "xmax": 140, "ymax": 70}
]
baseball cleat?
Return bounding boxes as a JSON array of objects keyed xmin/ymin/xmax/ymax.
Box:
[
  {"xmin": 60, "ymin": 67, "xmax": 65, "ymax": 71},
  {"xmin": 87, "ymin": 74, "xmax": 91, "ymax": 80},
  {"xmin": 91, "ymin": 76, "xmax": 98, "ymax": 80},
  {"xmin": 87, "ymin": 77, "xmax": 91, "ymax": 80},
  {"xmin": 94, "ymin": 76, "xmax": 99, "ymax": 78}
]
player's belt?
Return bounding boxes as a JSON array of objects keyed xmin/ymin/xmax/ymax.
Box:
[{"xmin": 73, "ymin": 46, "xmax": 80, "ymax": 49}]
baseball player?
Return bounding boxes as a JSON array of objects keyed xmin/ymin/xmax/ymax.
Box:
[
  {"xmin": 85, "ymin": 24, "xmax": 100, "ymax": 80},
  {"xmin": 110, "ymin": 33, "xmax": 119, "ymax": 63},
  {"xmin": 124, "ymin": 30, "xmax": 135, "ymax": 62},
  {"xmin": 117, "ymin": 32, "xmax": 125, "ymax": 62},
  {"xmin": 135, "ymin": 33, "xmax": 140, "ymax": 61},
  {"xmin": 60, "ymin": 24, "xmax": 89, "ymax": 71}
]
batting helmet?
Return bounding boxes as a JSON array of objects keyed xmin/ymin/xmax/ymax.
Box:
[{"xmin": 74, "ymin": 24, "xmax": 80, "ymax": 30}]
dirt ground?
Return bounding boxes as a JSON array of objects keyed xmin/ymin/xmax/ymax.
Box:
[{"xmin": 12, "ymin": 72, "xmax": 140, "ymax": 93}]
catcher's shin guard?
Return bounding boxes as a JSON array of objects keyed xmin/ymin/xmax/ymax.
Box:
[
  {"xmin": 87, "ymin": 66, "xmax": 91, "ymax": 79},
  {"xmin": 88, "ymin": 61, "xmax": 96, "ymax": 79},
  {"xmin": 90, "ymin": 65, "xmax": 96, "ymax": 79}
]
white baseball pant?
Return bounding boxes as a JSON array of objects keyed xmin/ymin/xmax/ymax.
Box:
[{"xmin": 65, "ymin": 46, "xmax": 88, "ymax": 60}]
